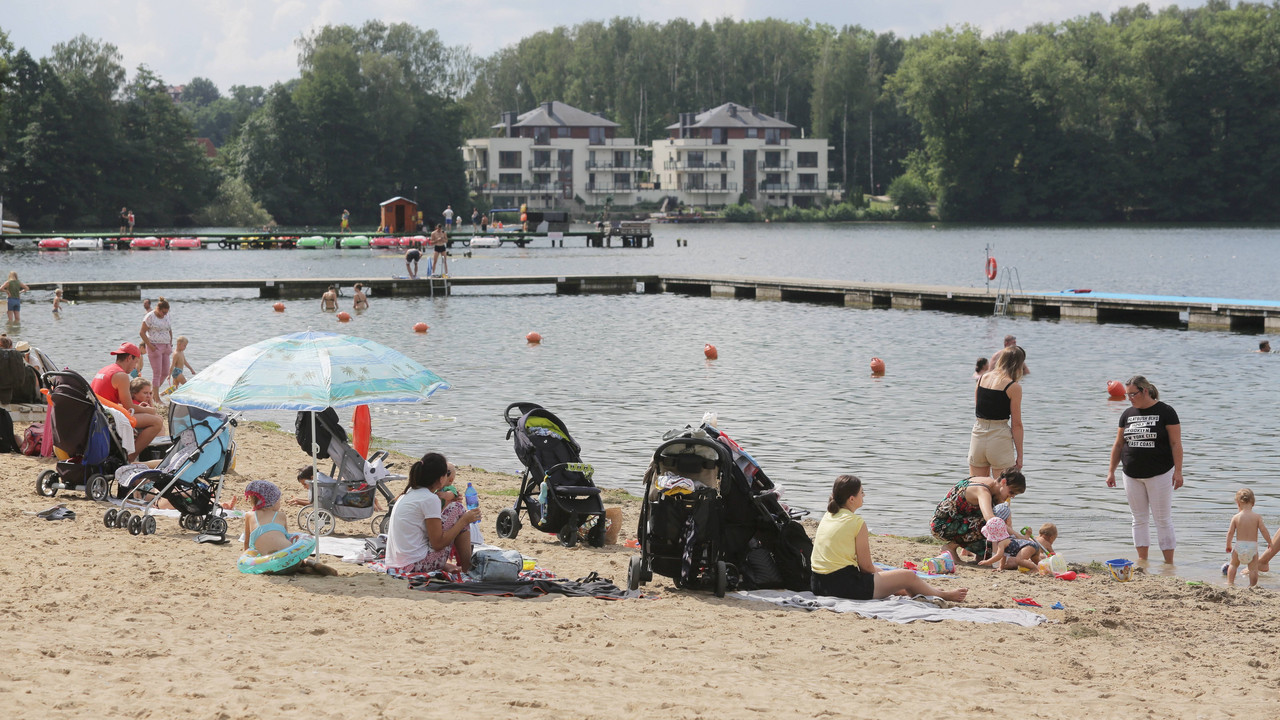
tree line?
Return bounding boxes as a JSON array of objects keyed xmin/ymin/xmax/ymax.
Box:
[{"xmin": 3, "ymin": 3, "xmax": 1280, "ymax": 227}]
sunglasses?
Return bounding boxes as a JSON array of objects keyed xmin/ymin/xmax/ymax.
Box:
[{"xmin": 1126, "ymin": 389, "xmax": 1144, "ymax": 398}]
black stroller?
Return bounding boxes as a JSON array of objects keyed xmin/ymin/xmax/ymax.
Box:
[
  {"xmin": 104, "ymin": 403, "xmax": 237, "ymax": 537},
  {"xmin": 628, "ymin": 422, "xmax": 813, "ymax": 597},
  {"xmin": 35, "ymin": 370, "xmax": 133, "ymax": 501},
  {"xmin": 496, "ymin": 402, "xmax": 607, "ymax": 547}
]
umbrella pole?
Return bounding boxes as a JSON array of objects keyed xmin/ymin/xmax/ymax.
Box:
[{"xmin": 309, "ymin": 411, "xmax": 319, "ymax": 557}]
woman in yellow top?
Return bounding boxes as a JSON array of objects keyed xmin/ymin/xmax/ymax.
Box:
[{"xmin": 810, "ymin": 475, "xmax": 969, "ymax": 602}]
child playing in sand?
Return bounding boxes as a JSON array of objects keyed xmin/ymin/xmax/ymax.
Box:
[
  {"xmin": 165, "ymin": 336, "xmax": 195, "ymax": 393},
  {"xmin": 243, "ymin": 479, "xmax": 336, "ymax": 575},
  {"xmin": 993, "ymin": 523, "xmax": 1058, "ymax": 572},
  {"xmin": 1226, "ymin": 488, "xmax": 1271, "ymax": 587}
]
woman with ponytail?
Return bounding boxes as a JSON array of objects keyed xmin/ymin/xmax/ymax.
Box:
[
  {"xmin": 384, "ymin": 452, "xmax": 479, "ymax": 573},
  {"xmin": 811, "ymin": 475, "xmax": 969, "ymax": 602}
]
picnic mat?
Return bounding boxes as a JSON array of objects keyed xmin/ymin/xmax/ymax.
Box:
[{"xmin": 731, "ymin": 589, "xmax": 1048, "ymax": 626}]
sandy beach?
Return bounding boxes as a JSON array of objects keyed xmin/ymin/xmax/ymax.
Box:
[{"xmin": 3, "ymin": 420, "xmax": 1278, "ymax": 719}]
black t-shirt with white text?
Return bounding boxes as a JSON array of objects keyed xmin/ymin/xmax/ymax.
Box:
[{"xmin": 1118, "ymin": 401, "xmax": 1180, "ymax": 478}]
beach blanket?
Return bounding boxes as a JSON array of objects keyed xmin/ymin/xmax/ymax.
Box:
[
  {"xmin": 408, "ymin": 572, "xmax": 639, "ymax": 600},
  {"xmin": 731, "ymin": 589, "xmax": 1048, "ymax": 626}
]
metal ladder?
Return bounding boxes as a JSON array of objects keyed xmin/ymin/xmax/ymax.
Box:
[
  {"xmin": 994, "ymin": 266, "xmax": 1023, "ymax": 316},
  {"xmin": 425, "ymin": 275, "xmax": 450, "ymax": 298}
]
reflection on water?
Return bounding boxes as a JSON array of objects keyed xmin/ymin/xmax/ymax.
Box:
[{"xmin": 4, "ymin": 224, "xmax": 1280, "ymax": 587}]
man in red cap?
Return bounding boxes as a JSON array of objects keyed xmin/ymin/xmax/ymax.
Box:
[{"xmin": 91, "ymin": 342, "xmax": 162, "ymax": 460}]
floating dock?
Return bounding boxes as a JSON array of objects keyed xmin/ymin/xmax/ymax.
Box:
[
  {"xmin": 1, "ymin": 230, "xmax": 624, "ymax": 249},
  {"xmin": 22, "ymin": 275, "xmax": 1280, "ymax": 333}
]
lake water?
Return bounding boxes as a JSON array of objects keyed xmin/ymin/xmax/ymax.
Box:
[{"xmin": 5, "ymin": 223, "xmax": 1280, "ymax": 584}]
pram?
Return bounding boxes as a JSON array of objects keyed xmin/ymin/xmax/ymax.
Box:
[
  {"xmin": 496, "ymin": 402, "xmax": 607, "ymax": 547},
  {"xmin": 104, "ymin": 403, "xmax": 237, "ymax": 537},
  {"xmin": 628, "ymin": 422, "xmax": 813, "ymax": 597},
  {"xmin": 35, "ymin": 370, "xmax": 132, "ymax": 501},
  {"xmin": 294, "ymin": 409, "xmax": 402, "ymax": 536}
]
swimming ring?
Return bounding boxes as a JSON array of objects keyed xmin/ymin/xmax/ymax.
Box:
[{"xmin": 237, "ymin": 533, "xmax": 318, "ymax": 574}]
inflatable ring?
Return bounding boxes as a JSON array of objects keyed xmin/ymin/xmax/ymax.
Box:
[
  {"xmin": 237, "ymin": 533, "xmax": 317, "ymax": 574},
  {"xmin": 985, "ymin": 256, "xmax": 998, "ymax": 281}
]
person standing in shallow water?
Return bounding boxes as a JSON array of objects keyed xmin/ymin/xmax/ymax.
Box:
[
  {"xmin": 1107, "ymin": 375, "xmax": 1183, "ymax": 563},
  {"xmin": 969, "ymin": 345, "xmax": 1025, "ymax": 479}
]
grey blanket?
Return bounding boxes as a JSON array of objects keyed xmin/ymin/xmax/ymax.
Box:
[{"xmin": 731, "ymin": 589, "xmax": 1048, "ymax": 627}]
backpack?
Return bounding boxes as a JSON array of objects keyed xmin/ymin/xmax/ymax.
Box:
[{"xmin": 20, "ymin": 421, "xmax": 43, "ymax": 456}]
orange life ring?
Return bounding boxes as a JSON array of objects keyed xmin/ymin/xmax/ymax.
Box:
[{"xmin": 985, "ymin": 257, "xmax": 998, "ymax": 281}]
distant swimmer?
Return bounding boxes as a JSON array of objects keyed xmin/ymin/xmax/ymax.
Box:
[
  {"xmin": 320, "ymin": 285, "xmax": 338, "ymax": 311},
  {"xmin": 1258, "ymin": 340, "xmax": 1272, "ymax": 353},
  {"xmin": 353, "ymin": 283, "xmax": 369, "ymax": 311},
  {"xmin": 990, "ymin": 334, "xmax": 1029, "ymax": 376}
]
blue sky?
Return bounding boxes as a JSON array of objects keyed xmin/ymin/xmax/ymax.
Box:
[{"xmin": 3, "ymin": 1, "xmax": 1206, "ymax": 91}]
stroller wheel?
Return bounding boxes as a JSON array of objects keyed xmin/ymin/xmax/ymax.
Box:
[
  {"xmin": 371, "ymin": 513, "xmax": 389, "ymax": 536},
  {"xmin": 36, "ymin": 470, "xmax": 59, "ymax": 498},
  {"xmin": 87, "ymin": 474, "xmax": 110, "ymax": 502},
  {"xmin": 204, "ymin": 516, "xmax": 228, "ymax": 536},
  {"xmin": 103, "ymin": 508, "xmax": 119, "ymax": 528},
  {"xmin": 302, "ymin": 509, "xmax": 336, "ymax": 536},
  {"xmin": 128, "ymin": 515, "xmax": 143, "ymax": 536},
  {"xmin": 496, "ymin": 508, "xmax": 521, "ymax": 540},
  {"xmin": 627, "ymin": 555, "xmax": 644, "ymax": 591},
  {"xmin": 116, "ymin": 510, "xmax": 131, "ymax": 530},
  {"xmin": 714, "ymin": 561, "xmax": 728, "ymax": 598},
  {"xmin": 557, "ymin": 523, "xmax": 578, "ymax": 548},
  {"xmin": 142, "ymin": 516, "xmax": 157, "ymax": 536}
]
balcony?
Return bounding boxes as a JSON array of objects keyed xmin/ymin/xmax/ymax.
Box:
[
  {"xmin": 475, "ymin": 182, "xmax": 564, "ymax": 194},
  {"xmin": 527, "ymin": 161, "xmax": 564, "ymax": 171},
  {"xmin": 585, "ymin": 183, "xmax": 635, "ymax": 194},
  {"xmin": 680, "ymin": 182, "xmax": 738, "ymax": 194},
  {"xmin": 758, "ymin": 182, "xmax": 832, "ymax": 194},
  {"xmin": 758, "ymin": 161, "xmax": 794, "ymax": 171},
  {"xmin": 586, "ymin": 159, "xmax": 653, "ymax": 171},
  {"xmin": 465, "ymin": 161, "xmax": 488, "ymax": 171},
  {"xmin": 663, "ymin": 160, "xmax": 736, "ymax": 171}
]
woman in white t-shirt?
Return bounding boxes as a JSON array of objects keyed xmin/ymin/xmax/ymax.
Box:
[
  {"xmin": 139, "ymin": 297, "xmax": 174, "ymax": 394},
  {"xmin": 384, "ymin": 453, "xmax": 479, "ymax": 573}
]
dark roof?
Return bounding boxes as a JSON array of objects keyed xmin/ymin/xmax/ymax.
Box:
[
  {"xmin": 665, "ymin": 102, "xmax": 794, "ymax": 131},
  {"xmin": 491, "ymin": 101, "xmax": 619, "ymax": 130}
]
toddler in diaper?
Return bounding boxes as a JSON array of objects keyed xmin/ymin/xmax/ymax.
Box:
[{"xmin": 1226, "ymin": 488, "xmax": 1271, "ymax": 587}]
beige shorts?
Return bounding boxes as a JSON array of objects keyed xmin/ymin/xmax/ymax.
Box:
[{"xmin": 968, "ymin": 418, "xmax": 1016, "ymax": 469}]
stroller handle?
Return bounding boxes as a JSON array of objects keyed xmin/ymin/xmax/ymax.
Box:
[
  {"xmin": 652, "ymin": 436, "xmax": 732, "ymax": 466},
  {"xmin": 503, "ymin": 401, "xmax": 545, "ymax": 438}
]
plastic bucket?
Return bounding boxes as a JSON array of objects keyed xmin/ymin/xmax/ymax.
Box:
[
  {"xmin": 1106, "ymin": 558, "xmax": 1134, "ymax": 582},
  {"xmin": 1047, "ymin": 554, "xmax": 1068, "ymax": 575}
]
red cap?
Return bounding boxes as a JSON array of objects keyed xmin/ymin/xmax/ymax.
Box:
[{"xmin": 111, "ymin": 342, "xmax": 141, "ymax": 357}]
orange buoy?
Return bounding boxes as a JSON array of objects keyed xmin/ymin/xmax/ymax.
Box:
[
  {"xmin": 703, "ymin": 343, "xmax": 718, "ymax": 360},
  {"xmin": 337, "ymin": 311, "xmax": 351, "ymax": 322},
  {"xmin": 413, "ymin": 322, "xmax": 429, "ymax": 333},
  {"xmin": 1107, "ymin": 380, "xmax": 1126, "ymax": 400},
  {"xmin": 526, "ymin": 331, "xmax": 542, "ymax": 344},
  {"xmin": 870, "ymin": 357, "xmax": 886, "ymax": 375},
  {"xmin": 352, "ymin": 404, "xmax": 371, "ymax": 458},
  {"xmin": 272, "ymin": 302, "xmax": 285, "ymax": 312}
]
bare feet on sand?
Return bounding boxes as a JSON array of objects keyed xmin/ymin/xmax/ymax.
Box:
[{"xmin": 939, "ymin": 587, "xmax": 969, "ymax": 603}]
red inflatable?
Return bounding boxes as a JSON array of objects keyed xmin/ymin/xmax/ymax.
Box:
[
  {"xmin": 526, "ymin": 332, "xmax": 542, "ymax": 344},
  {"xmin": 1107, "ymin": 380, "xmax": 1126, "ymax": 400},
  {"xmin": 870, "ymin": 357, "xmax": 886, "ymax": 375},
  {"xmin": 273, "ymin": 302, "xmax": 285, "ymax": 312},
  {"xmin": 337, "ymin": 312, "xmax": 351, "ymax": 322},
  {"xmin": 413, "ymin": 322, "xmax": 429, "ymax": 333},
  {"xmin": 352, "ymin": 404, "xmax": 371, "ymax": 458},
  {"xmin": 703, "ymin": 343, "xmax": 718, "ymax": 360}
]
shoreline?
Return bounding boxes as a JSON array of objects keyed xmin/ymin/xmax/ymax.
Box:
[{"xmin": 3, "ymin": 420, "xmax": 1279, "ymax": 718}]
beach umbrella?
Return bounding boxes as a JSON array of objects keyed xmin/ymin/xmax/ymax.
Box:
[
  {"xmin": 170, "ymin": 330, "xmax": 448, "ymax": 412},
  {"xmin": 170, "ymin": 330, "xmax": 449, "ymax": 537}
]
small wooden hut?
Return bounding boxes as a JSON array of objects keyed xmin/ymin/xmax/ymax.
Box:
[{"xmin": 379, "ymin": 197, "xmax": 419, "ymax": 233}]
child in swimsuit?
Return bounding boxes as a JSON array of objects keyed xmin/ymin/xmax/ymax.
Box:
[
  {"xmin": 243, "ymin": 480, "xmax": 336, "ymax": 575},
  {"xmin": 1226, "ymin": 488, "xmax": 1270, "ymax": 587},
  {"xmin": 166, "ymin": 336, "xmax": 195, "ymax": 394}
]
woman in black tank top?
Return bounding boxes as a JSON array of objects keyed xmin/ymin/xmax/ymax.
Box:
[{"xmin": 968, "ymin": 345, "xmax": 1025, "ymax": 478}]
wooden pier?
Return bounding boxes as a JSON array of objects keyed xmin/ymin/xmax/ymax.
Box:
[
  {"xmin": 1, "ymin": 229, "xmax": 620, "ymax": 249},
  {"xmin": 22, "ymin": 274, "xmax": 1280, "ymax": 333}
]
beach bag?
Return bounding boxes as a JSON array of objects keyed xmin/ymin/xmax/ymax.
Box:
[
  {"xmin": 20, "ymin": 421, "xmax": 43, "ymax": 456},
  {"xmin": 471, "ymin": 548, "xmax": 522, "ymax": 582}
]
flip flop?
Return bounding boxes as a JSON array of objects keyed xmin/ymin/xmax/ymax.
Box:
[
  {"xmin": 195, "ymin": 534, "xmax": 228, "ymax": 545},
  {"xmin": 35, "ymin": 504, "xmax": 67, "ymax": 518},
  {"xmin": 45, "ymin": 508, "xmax": 75, "ymax": 521},
  {"xmin": 1013, "ymin": 597, "xmax": 1042, "ymax": 607}
]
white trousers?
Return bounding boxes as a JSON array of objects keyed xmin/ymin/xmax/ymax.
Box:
[{"xmin": 1123, "ymin": 468, "xmax": 1176, "ymax": 550}]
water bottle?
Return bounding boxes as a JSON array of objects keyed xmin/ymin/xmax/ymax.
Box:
[{"xmin": 464, "ymin": 482, "xmax": 479, "ymax": 525}]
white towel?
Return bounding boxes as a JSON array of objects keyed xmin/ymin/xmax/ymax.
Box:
[
  {"xmin": 731, "ymin": 589, "xmax": 1048, "ymax": 627},
  {"xmin": 104, "ymin": 406, "xmax": 135, "ymax": 456}
]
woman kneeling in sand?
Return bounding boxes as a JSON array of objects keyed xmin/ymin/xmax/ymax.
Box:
[
  {"xmin": 931, "ymin": 470, "xmax": 1026, "ymax": 561},
  {"xmin": 810, "ymin": 475, "xmax": 968, "ymax": 602},
  {"xmin": 384, "ymin": 453, "xmax": 481, "ymax": 574}
]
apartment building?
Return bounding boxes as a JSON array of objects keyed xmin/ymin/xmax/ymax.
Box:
[
  {"xmin": 655, "ymin": 102, "xmax": 835, "ymax": 209},
  {"xmin": 462, "ymin": 101, "xmax": 653, "ymax": 210}
]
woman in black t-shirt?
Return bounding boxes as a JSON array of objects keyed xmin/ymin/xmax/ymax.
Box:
[{"xmin": 1106, "ymin": 375, "xmax": 1183, "ymax": 563}]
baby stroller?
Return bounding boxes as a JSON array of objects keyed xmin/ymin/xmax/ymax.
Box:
[
  {"xmin": 496, "ymin": 402, "xmax": 607, "ymax": 547},
  {"xmin": 35, "ymin": 370, "xmax": 132, "ymax": 501},
  {"xmin": 628, "ymin": 422, "xmax": 813, "ymax": 597},
  {"xmin": 104, "ymin": 403, "xmax": 237, "ymax": 537},
  {"xmin": 294, "ymin": 409, "xmax": 403, "ymax": 536}
]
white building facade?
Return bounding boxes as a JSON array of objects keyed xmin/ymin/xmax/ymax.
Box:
[{"xmin": 462, "ymin": 101, "xmax": 835, "ymax": 210}]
